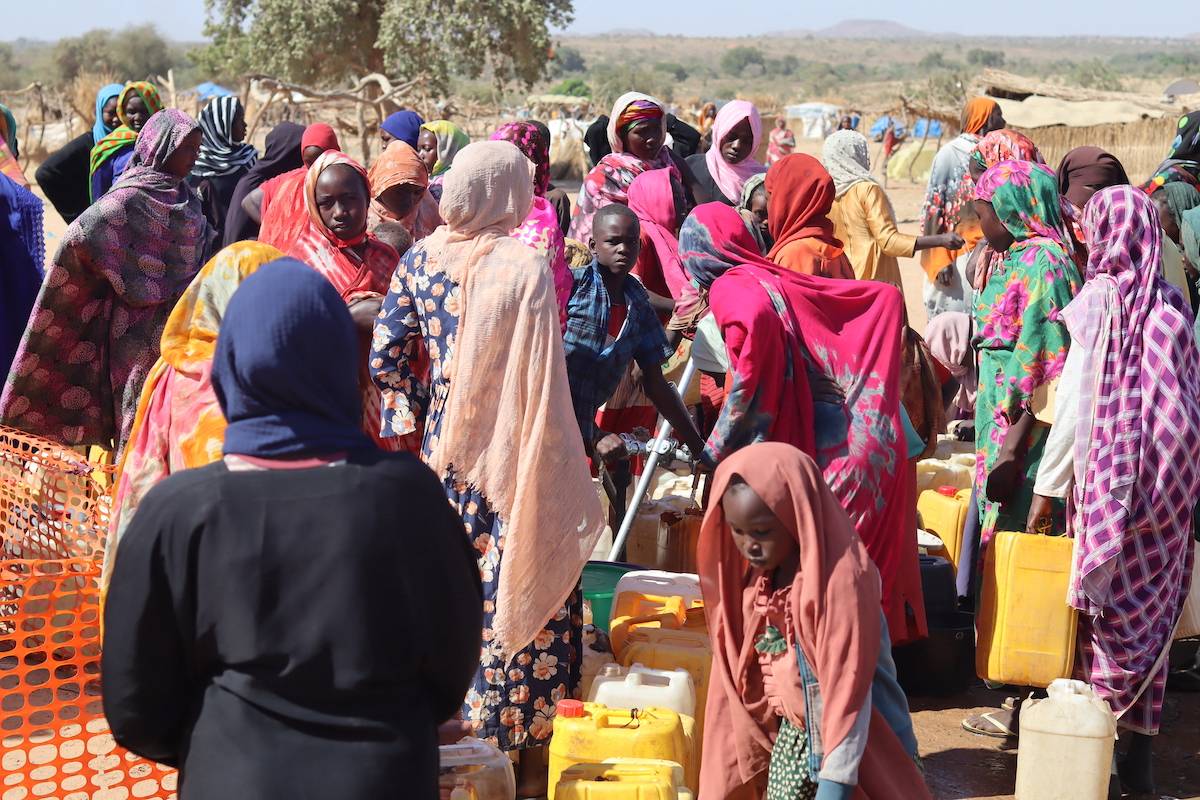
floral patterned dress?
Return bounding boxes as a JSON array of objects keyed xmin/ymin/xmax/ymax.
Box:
[
  {"xmin": 370, "ymin": 241, "xmax": 582, "ymax": 752},
  {"xmin": 972, "ymin": 162, "xmax": 1082, "ymax": 545}
]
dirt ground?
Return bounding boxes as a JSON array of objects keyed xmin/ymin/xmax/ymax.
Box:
[{"xmin": 22, "ymin": 138, "xmax": 1200, "ymax": 800}]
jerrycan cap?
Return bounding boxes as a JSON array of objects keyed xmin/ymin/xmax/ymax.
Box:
[
  {"xmin": 558, "ymin": 699, "xmax": 586, "ymax": 718},
  {"xmin": 936, "ymin": 485, "xmax": 958, "ymax": 497}
]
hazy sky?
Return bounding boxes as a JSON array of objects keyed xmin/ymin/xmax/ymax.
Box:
[{"xmin": 3, "ymin": 0, "xmax": 1192, "ymax": 41}]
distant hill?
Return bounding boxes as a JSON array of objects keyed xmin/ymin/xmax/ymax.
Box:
[{"xmin": 814, "ymin": 19, "xmax": 930, "ymax": 39}]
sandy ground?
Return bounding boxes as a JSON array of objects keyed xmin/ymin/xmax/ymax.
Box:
[{"xmin": 23, "ymin": 146, "xmax": 1200, "ymax": 799}]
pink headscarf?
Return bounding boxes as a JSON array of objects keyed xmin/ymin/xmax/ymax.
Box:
[
  {"xmin": 924, "ymin": 311, "xmax": 976, "ymax": 413},
  {"xmin": 627, "ymin": 168, "xmax": 688, "ymax": 299},
  {"xmin": 705, "ymin": 100, "xmax": 766, "ymax": 203}
]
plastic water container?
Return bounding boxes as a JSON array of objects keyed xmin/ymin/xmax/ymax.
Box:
[
  {"xmin": 977, "ymin": 531, "xmax": 1078, "ymax": 687},
  {"xmin": 650, "ymin": 467, "xmax": 699, "ymax": 501},
  {"xmin": 556, "ymin": 759, "xmax": 691, "ymax": 799},
  {"xmin": 549, "ymin": 702, "xmax": 695, "ymax": 799},
  {"xmin": 1015, "ymin": 679, "xmax": 1116, "ymax": 799},
  {"xmin": 934, "ymin": 434, "xmax": 975, "ymax": 460},
  {"xmin": 587, "ymin": 663, "xmax": 696, "ymax": 719},
  {"xmin": 949, "ymin": 452, "xmax": 976, "ymax": 469},
  {"xmin": 611, "ymin": 594, "xmax": 704, "ymax": 663},
  {"xmin": 580, "ymin": 625, "xmax": 615, "ymax": 700},
  {"xmin": 621, "ymin": 622, "xmax": 712, "ymax": 772},
  {"xmin": 916, "ymin": 459, "xmax": 973, "ymax": 494},
  {"xmin": 612, "ymin": 572, "xmax": 703, "ymax": 620},
  {"xmin": 916, "ymin": 486, "xmax": 972, "ymax": 571},
  {"xmin": 583, "ymin": 561, "xmax": 642, "ymax": 632},
  {"xmin": 627, "ymin": 496, "xmax": 701, "ymax": 572},
  {"xmin": 438, "ymin": 738, "xmax": 516, "ymax": 800}
]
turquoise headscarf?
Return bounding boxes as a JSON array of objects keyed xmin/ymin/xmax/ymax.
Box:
[
  {"xmin": 1182, "ymin": 205, "xmax": 1200, "ymax": 274},
  {"xmin": 93, "ymin": 83, "xmax": 124, "ymax": 143},
  {"xmin": 0, "ymin": 103, "xmax": 17, "ymax": 157}
]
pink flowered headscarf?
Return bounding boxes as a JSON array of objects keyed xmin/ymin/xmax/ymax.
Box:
[
  {"xmin": 491, "ymin": 121, "xmax": 550, "ymax": 195},
  {"xmin": 705, "ymin": 100, "xmax": 766, "ymax": 203},
  {"xmin": 974, "ymin": 160, "xmax": 1075, "ymax": 255}
]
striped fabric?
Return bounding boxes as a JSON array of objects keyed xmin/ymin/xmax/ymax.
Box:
[
  {"xmin": 193, "ymin": 96, "xmax": 258, "ymax": 178},
  {"xmin": 1065, "ymin": 185, "xmax": 1200, "ymax": 733}
]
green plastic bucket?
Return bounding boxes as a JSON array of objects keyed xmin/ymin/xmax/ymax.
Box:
[{"xmin": 582, "ymin": 560, "xmax": 641, "ymax": 631}]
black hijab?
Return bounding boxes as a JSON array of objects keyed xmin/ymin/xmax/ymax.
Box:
[
  {"xmin": 585, "ymin": 115, "xmax": 611, "ymax": 167},
  {"xmin": 223, "ymin": 121, "xmax": 305, "ymax": 246}
]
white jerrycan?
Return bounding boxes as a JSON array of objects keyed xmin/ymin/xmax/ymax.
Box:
[{"xmin": 1016, "ymin": 679, "xmax": 1116, "ymax": 800}]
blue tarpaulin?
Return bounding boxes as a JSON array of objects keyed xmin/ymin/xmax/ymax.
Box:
[
  {"xmin": 184, "ymin": 82, "xmax": 235, "ymax": 101},
  {"xmin": 870, "ymin": 115, "xmax": 941, "ymax": 140}
]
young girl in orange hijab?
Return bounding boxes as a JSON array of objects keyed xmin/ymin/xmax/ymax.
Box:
[{"xmin": 699, "ymin": 442, "xmax": 931, "ymax": 800}]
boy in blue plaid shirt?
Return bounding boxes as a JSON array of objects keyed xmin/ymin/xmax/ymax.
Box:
[{"xmin": 563, "ymin": 203, "xmax": 706, "ymax": 467}]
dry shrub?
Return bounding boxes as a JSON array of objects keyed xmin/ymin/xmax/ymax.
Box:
[{"xmin": 67, "ymin": 71, "xmax": 120, "ymax": 136}]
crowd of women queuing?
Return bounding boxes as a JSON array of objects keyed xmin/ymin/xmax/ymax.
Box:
[{"xmin": 1, "ymin": 79, "xmax": 1199, "ymax": 799}]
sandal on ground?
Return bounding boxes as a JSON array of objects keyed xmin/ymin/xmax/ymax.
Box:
[{"xmin": 962, "ymin": 709, "xmax": 1017, "ymax": 739}]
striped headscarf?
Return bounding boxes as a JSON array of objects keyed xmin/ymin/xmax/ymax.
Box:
[
  {"xmin": 192, "ymin": 96, "xmax": 258, "ymax": 178},
  {"xmin": 420, "ymin": 120, "xmax": 470, "ymax": 177},
  {"xmin": 613, "ymin": 99, "xmax": 663, "ymax": 146}
]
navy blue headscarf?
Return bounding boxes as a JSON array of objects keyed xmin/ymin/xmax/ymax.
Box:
[
  {"xmin": 381, "ymin": 110, "xmax": 424, "ymax": 148},
  {"xmin": 213, "ymin": 258, "xmax": 372, "ymax": 457}
]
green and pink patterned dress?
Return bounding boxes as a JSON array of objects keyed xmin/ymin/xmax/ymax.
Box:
[{"xmin": 972, "ymin": 160, "xmax": 1081, "ymax": 544}]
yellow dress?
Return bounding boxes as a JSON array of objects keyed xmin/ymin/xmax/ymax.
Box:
[{"xmin": 828, "ymin": 181, "xmax": 916, "ymax": 289}]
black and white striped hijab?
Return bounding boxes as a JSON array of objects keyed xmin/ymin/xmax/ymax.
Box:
[{"xmin": 193, "ymin": 96, "xmax": 258, "ymax": 178}]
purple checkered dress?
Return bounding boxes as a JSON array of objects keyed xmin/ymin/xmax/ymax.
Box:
[{"xmin": 1063, "ymin": 186, "xmax": 1200, "ymax": 734}]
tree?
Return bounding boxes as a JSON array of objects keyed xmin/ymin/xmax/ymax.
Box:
[
  {"xmin": 198, "ymin": 0, "xmax": 574, "ymax": 92},
  {"xmin": 966, "ymin": 49, "xmax": 1005, "ymax": 68},
  {"xmin": 654, "ymin": 62, "xmax": 688, "ymax": 82},
  {"xmin": 0, "ymin": 44, "xmax": 18, "ymax": 89},
  {"xmin": 53, "ymin": 25, "xmax": 174, "ymax": 82},
  {"xmin": 720, "ymin": 46, "xmax": 765, "ymax": 77},
  {"xmin": 553, "ymin": 46, "xmax": 586, "ymax": 74},
  {"xmin": 918, "ymin": 51, "xmax": 948, "ymax": 70},
  {"xmin": 550, "ymin": 77, "xmax": 591, "ymax": 98}
]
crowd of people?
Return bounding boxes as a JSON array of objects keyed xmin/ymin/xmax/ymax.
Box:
[{"xmin": 1, "ymin": 81, "xmax": 1199, "ymax": 800}]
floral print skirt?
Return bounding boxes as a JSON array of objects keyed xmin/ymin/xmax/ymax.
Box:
[{"xmin": 445, "ymin": 477, "xmax": 583, "ymax": 751}]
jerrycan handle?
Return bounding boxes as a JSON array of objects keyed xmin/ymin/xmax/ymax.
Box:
[{"xmin": 1045, "ymin": 678, "xmax": 1091, "ymax": 701}]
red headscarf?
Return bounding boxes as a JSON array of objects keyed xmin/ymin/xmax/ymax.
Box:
[
  {"xmin": 699, "ymin": 442, "xmax": 932, "ymax": 799},
  {"xmin": 301, "ymin": 123, "xmax": 340, "ymax": 152},
  {"xmin": 287, "ymin": 150, "xmax": 396, "ymax": 297},
  {"xmin": 627, "ymin": 168, "xmax": 688, "ymax": 299},
  {"xmin": 765, "ymin": 153, "xmax": 842, "ymax": 261},
  {"xmin": 258, "ymin": 124, "xmax": 343, "ymax": 251}
]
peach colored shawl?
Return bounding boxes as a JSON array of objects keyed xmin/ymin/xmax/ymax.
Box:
[{"xmin": 426, "ymin": 141, "xmax": 605, "ymax": 658}]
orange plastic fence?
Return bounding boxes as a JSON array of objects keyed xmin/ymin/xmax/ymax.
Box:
[{"xmin": 1, "ymin": 426, "xmax": 176, "ymax": 799}]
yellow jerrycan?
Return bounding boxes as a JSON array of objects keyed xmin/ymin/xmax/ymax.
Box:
[
  {"xmin": 976, "ymin": 530, "xmax": 1077, "ymax": 687},
  {"xmin": 556, "ymin": 759, "xmax": 692, "ymax": 800},
  {"xmin": 916, "ymin": 486, "xmax": 972, "ymax": 571},
  {"xmin": 549, "ymin": 702, "xmax": 695, "ymax": 799}
]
